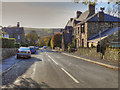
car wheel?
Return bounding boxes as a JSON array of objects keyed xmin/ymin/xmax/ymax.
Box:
[{"xmin": 17, "ymin": 55, "xmax": 20, "ymax": 59}]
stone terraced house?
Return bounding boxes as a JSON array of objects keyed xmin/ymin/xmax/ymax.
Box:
[
  {"xmin": 62, "ymin": 4, "xmax": 120, "ymax": 50},
  {"xmin": 2, "ymin": 22, "xmax": 25, "ymax": 43}
]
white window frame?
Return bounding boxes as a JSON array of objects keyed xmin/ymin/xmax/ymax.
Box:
[{"xmin": 18, "ymin": 35, "xmax": 20, "ymax": 40}]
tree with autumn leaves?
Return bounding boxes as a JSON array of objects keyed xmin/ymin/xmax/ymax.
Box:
[
  {"xmin": 51, "ymin": 33, "xmax": 62, "ymax": 49},
  {"xmin": 43, "ymin": 36, "xmax": 51, "ymax": 46}
]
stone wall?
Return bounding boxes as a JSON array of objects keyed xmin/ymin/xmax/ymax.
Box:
[
  {"xmin": 75, "ymin": 48, "xmax": 119, "ymax": 64},
  {"xmin": 0, "ymin": 48, "xmax": 17, "ymax": 60},
  {"xmin": 87, "ymin": 22, "xmax": 120, "ymax": 39}
]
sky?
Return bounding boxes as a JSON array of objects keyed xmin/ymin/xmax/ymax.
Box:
[{"xmin": 0, "ymin": 1, "xmax": 118, "ymax": 28}]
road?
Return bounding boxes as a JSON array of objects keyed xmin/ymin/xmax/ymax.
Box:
[{"xmin": 2, "ymin": 49, "xmax": 118, "ymax": 88}]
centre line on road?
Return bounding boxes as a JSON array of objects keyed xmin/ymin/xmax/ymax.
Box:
[
  {"xmin": 61, "ymin": 68, "xmax": 79, "ymax": 84},
  {"xmin": 47, "ymin": 55, "xmax": 58, "ymax": 65},
  {"xmin": 47, "ymin": 53, "xmax": 79, "ymax": 84}
]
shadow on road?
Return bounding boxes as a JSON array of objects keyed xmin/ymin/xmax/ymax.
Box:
[
  {"xmin": 38, "ymin": 49, "xmax": 61, "ymax": 54},
  {"xmin": 2, "ymin": 56, "xmax": 42, "ymax": 86},
  {"xmin": 2, "ymin": 77, "xmax": 54, "ymax": 89}
]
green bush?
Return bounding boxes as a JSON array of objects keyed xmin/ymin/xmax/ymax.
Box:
[
  {"xmin": 68, "ymin": 43, "xmax": 72, "ymax": 52},
  {"xmin": 0, "ymin": 37, "xmax": 15, "ymax": 48},
  {"xmin": 67, "ymin": 35, "xmax": 76, "ymax": 52},
  {"xmin": 21, "ymin": 42, "xmax": 28, "ymax": 47}
]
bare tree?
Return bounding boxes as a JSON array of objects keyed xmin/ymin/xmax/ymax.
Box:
[
  {"xmin": 106, "ymin": 6, "xmax": 112, "ymax": 15},
  {"xmin": 106, "ymin": 4, "xmax": 119, "ymax": 17}
]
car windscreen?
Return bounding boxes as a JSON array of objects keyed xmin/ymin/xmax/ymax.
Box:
[
  {"xmin": 19, "ymin": 48, "xmax": 30, "ymax": 50},
  {"xmin": 30, "ymin": 48, "xmax": 34, "ymax": 50}
]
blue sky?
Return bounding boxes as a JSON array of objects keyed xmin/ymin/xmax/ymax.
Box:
[{"xmin": 1, "ymin": 2, "xmax": 117, "ymax": 28}]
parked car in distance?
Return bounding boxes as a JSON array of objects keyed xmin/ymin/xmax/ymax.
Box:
[
  {"xmin": 43, "ymin": 46, "xmax": 47, "ymax": 49},
  {"xmin": 35, "ymin": 46, "xmax": 39, "ymax": 50},
  {"xmin": 17, "ymin": 47, "xmax": 31, "ymax": 59},
  {"xmin": 29, "ymin": 46, "xmax": 36, "ymax": 54}
]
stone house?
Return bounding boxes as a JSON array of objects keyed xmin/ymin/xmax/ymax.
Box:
[
  {"xmin": 75, "ymin": 5, "xmax": 120, "ymax": 48},
  {"xmin": 62, "ymin": 11, "xmax": 82, "ymax": 50},
  {"xmin": 88, "ymin": 27, "xmax": 120, "ymax": 47},
  {"xmin": 2, "ymin": 22, "xmax": 25, "ymax": 43},
  {"xmin": 62, "ymin": 4, "xmax": 120, "ymax": 50}
]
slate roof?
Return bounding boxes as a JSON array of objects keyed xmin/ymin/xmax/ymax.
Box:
[
  {"xmin": 76, "ymin": 10, "xmax": 90, "ymax": 21},
  {"xmin": 65, "ymin": 17, "xmax": 80, "ymax": 30},
  {"xmin": 78, "ymin": 12, "xmax": 120, "ymax": 24},
  {"xmin": 65, "ymin": 18, "xmax": 75, "ymax": 30},
  {"xmin": 65, "ymin": 10, "xmax": 91, "ymax": 28},
  {"xmin": 66, "ymin": 19, "xmax": 74, "ymax": 27},
  {"xmin": 89, "ymin": 13, "xmax": 120, "ymax": 22},
  {"xmin": 88, "ymin": 27, "xmax": 120, "ymax": 43},
  {"xmin": 4, "ymin": 27, "xmax": 24, "ymax": 34}
]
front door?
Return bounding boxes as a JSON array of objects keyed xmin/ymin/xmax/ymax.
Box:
[{"xmin": 82, "ymin": 39, "xmax": 84, "ymax": 47}]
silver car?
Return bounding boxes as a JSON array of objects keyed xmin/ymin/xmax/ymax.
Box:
[{"xmin": 17, "ymin": 47, "xmax": 31, "ymax": 59}]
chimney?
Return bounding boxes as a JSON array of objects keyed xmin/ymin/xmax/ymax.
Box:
[
  {"xmin": 76, "ymin": 11, "xmax": 82, "ymax": 18},
  {"xmin": 89, "ymin": 4, "xmax": 95, "ymax": 16},
  {"xmin": 17, "ymin": 22, "xmax": 20, "ymax": 27},
  {"xmin": 97, "ymin": 7, "xmax": 105, "ymax": 21},
  {"xmin": 70, "ymin": 18, "xmax": 73, "ymax": 22}
]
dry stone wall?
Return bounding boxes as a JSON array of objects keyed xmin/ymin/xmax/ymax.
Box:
[{"xmin": 0, "ymin": 48, "xmax": 17, "ymax": 60}]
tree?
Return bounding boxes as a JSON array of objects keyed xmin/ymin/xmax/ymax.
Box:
[
  {"xmin": 51, "ymin": 33, "xmax": 62, "ymax": 49},
  {"xmin": 25, "ymin": 30, "xmax": 39, "ymax": 46},
  {"xmin": 74, "ymin": 0, "xmax": 120, "ymax": 17},
  {"xmin": 106, "ymin": 4, "xmax": 119, "ymax": 17},
  {"xmin": 38, "ymin": 38, "xmax": 45, "ymax": 47},
  {"xmin": 43, "ymin": 36, "xmax": 51, "ymax": 46},
  {"xmin": 74, "ymin": 0, "xmax": 119, "ymax": 4}
]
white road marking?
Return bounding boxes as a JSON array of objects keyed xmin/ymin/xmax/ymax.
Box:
[
  {"xmin": 62, "ymin": 53, "xmax": 119, "ymax": 70},
  {"xmin": 61, "ymin": 68, "xmax": 79, "ymax": 84},
  {"xmin": 31, "ymin": 63, "xmax": 37, "ymax": 78},
  {"xmin": 47, "ymin": 55, "xmax": 58, "ymax": 65}
]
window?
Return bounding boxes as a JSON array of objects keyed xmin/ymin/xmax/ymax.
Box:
[
  {"xmin": 81, "ymin": 24, "xmax": 85, "ymax": 33},
  {"xmin": 6, "ymin": 34, "xmax": 9, "ymax": 38},
  {"xmin": 82, "ymin": 39, "xmax": 84, "ymax": 47},
  {"xmin": 4, "ymin": 34, "xmax": 9, "ymax": 38},
  {"xmin": 78, "ymin": 27, "xmax": 80, "ymax": 34},
  {"xmin": 76, "ymin": 28, "xmax": 77, "ymax": 34},
  {"xmin": 2, "ymin": 33, "xmax": 4, "ymax": 37},
  {"xmin": 18, "ymin": 35, "xmax": 20, "ymax": 40}
]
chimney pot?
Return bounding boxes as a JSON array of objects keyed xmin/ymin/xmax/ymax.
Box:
[
  {"xmin": 70, "ymin": 18, "xmax": 73, "ymax": 21},
  {"xmin": 76, "ymin": 11, "xmax": 82, "ymax": 18},
  {"xmin": 17, "ymin": 22, "xmax": 20, "ymax": 27},
  {"xmin": 97, "ymin": 11, "xmax": 104, "ymax": 21}
]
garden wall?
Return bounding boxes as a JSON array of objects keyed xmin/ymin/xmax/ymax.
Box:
[
  {"xmin": 0, "ymin": 48, "xmax": 17, "ymax": 60},
  {"xmin": 75, "ymin": 48, "xmax": 119, "ymax": 64}
]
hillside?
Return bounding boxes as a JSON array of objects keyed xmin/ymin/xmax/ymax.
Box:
[{"xmin": 24, "ymin": 27, "xmax": 62, "ymax": 37}]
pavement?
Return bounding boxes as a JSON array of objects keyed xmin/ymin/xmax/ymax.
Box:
[
  {"xmin": 1, "ymin": 49, "xmax": 118, "ymax": 88},
  {"xmin": 0, "ymin": 56, "xmax": 20, "ymax": 75}
]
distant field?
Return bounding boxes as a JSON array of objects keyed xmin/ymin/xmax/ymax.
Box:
[{"xmin": 24, "ymin": 27, "xmax": 62, "ymax": 37}]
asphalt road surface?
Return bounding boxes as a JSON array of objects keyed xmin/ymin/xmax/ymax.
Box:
[{"xmin": 2, "ymin": 49, "xmax": 118, "ymax": 88}]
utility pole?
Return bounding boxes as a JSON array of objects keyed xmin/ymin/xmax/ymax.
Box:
[
  {"xmin": 53, "ymin": 29, "xmax": 54, "ymax": 35},
  {"xmin": 99, "ymin": 31, "xmax": 102, "ymax": 59}
]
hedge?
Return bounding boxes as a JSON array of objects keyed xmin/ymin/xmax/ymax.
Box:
[{"xmin": 0, "ymin": 37, "xmax": 15, "ymax": 48}]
